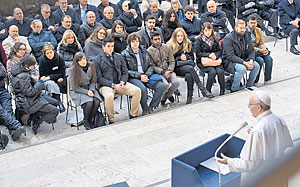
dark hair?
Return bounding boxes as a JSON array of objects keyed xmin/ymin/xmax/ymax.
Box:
[
  {"xmin": 150, "ymin": 30, "xmax": 161, "ymax": 40},
  {"xmin": 86, "ymin": 26, "xmax": 107, "ymax": 44},
  {"xmin": 111, "ymin": 20, "xmax": 127, "ymax": 38},
  {"xmin": 184, "ymin": 5, "xmax": 196, "ymax": 14},
  {"xmin": 102, "ymin": 37, "xmax": 114, "ymax": 46},
  {"xmin": 70, "ymin": 52, "xmax": 97, "ymax": 89},
  {"xmin": 146, "ymin": 14, "xmax": 156, "ymax": 21},
  {"xmin": 247, "ymin": 15, "xmax": 258, "ymax": 22},
  {"xmin": 62, "ymin": 15, "xmax": 72, "ymax": 21},
  {"xmin": 162, "ymin": 9, "xmax": 182, "ymax": 40},
  {"xmin": 20, "ymin": 54, "xmax": 37, "ymax": 67},
  {"xmin": 127, "ymin": 32, "xmax": 142, "ymax": 45},
  {"xmin": 9, "ymin": 42, "xmax": 26, "ymax": 58},
  {"xmin": 200, "ymin": 22, "xmax": 218, "ymax": 42}
]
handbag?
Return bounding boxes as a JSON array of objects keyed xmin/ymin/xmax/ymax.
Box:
[
  {"xmin": 93, "ymin": 111, "xmax": 106, "ymax": 128},
  {"xmin": 148, "ymin": 74, "xmax": 163, "ymax": 89},
  {"xmin": 176, "ymin": 59, "xmax": 195, "ymax": 67}
]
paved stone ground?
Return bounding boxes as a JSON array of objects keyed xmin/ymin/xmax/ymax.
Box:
[{"xmin": 1, "ymin": 23, "xmax": 300, "ymax": 186}]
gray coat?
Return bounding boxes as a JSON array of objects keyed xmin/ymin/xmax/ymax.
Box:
[
  {"xmin": 78, "ymin": 22, "xmax": 102, "ymax": 47},
  {"xmin": 137, "ymin": 27, "xmax": 164, "ymax": 49},
  {"xmin": 58, "ymin": 43, "xmax": 83, "ymax": 68},
  {"xmin": 83, "ymin": 39, "xmax": 103, "ymax": 62},
  {"xmin": 69, "ymin": 63, "xmax": 101, "ymax": 106}
]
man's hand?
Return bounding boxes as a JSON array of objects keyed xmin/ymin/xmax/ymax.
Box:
[
  {"xmin": 40, "ymin": 76, "xmax": 47, "ymax": 82},
  {"xmin": 130, "ymin": 9, "xmax": 137, "ymax": 17},
  {"xmin": 291, "ymin": 19, "xmax": 299, "ymax": 28},
  {"xmin": 158, "ymin": 16, "xmax": 162, "ymax": 22},
  {"xmin": 68, "ymin": 4, "xmax": 74, "ymax": 8},
  {"xmin": 115, "ymin": 83, "xmax": 125, "ymax": 92},
  {"xmin": 258, "ymin": 1, "xmax": 265, "ymax": 4},
  {"xmin": 195, "ymin": 35, "xmax": 201, "ymax": 40},
  {"xmin": 12, "ymin": 36, "xmax": 19, "ymax": 42},
  {"xmin": 107, "ymin": 29, "xmax": 112, "ymax": 34},
  {"xmin": 48, "ymin": 26, "xmax": 55, "ymax": 31},
  {"xmin": 88, "ymin": 90, "xmax": 94, "ymax": 97},
  {"xmin": 141, "ymin": 75, "xmax": 149, "ymax": 82},
  {"xmin": 181, "ymin": 54, "xmax": 187, "ymax": 61},
  {"xmin": 243, "ymin": 61, "xmax": 252, "ymax": 69},
  {"xmin": 217, "ymin": 153, "xmax": 229, "ymax": 164},
  {"xmin": 216, "ymin": 2, "xmax": 223, "ymax": 6},
  {"xmin": 164, "ymin": 71, "xmax": 171, "ymax": 78},
  {"xmin": 0, "ymin": 29, "xmax": 5, "ymax": 34},
  {"xmin": 209, "ymin": 53, "xmax": 217, "ymax": 60},
  {"xmin": 6, "ymin": 16, "xmax": 13, "ymax": 20},
  {"xmin": 248, "ymin": 60, "xmax": 254, "ymax": 69},
  {"xmin": 57, "ymin": 78, "xmax": 63, "ymax": 82},
  {"xmin": 262, "ymin": 48, "xmax": 269, "ymax": 56}
]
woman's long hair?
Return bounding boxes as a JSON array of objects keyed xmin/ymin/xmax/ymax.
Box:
[
  {"xmin": 200, "ymin": 22, "xmax": 219, "ymax": 42},
  {"xmin": 162, "ymin": 9, "xmax": 181, "ymax": 29},
  {"xmin": 167, "ymin": 28, "xmax": 192, "ymax": 54},
  {"xmin": 9, "ymin": 42, "xmax": 26, "ymax": 59},
  {"xmin": 86, "ymin": 26, "xmax": 107, "ymax": 44},
  {"xmin": 69, "ymin": 52, "xmax": 97, "ymax": 89},
  {"xmin": 59, "ymin": 30, "xmax": 81, "ymax": 46},
  {"xmin": 111, "ymin": 20, "xmax": 127, "ymax": 38}
]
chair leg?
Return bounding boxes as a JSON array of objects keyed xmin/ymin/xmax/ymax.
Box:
[
  {"xmin": 75, "ymin": 106, "xmax": 79, "ymax": 130},
  {"xmin": 120, "ymin": 95, "xmax": 123, "ymax": 109},
  {"xmin": 65, "ymin": 101, "xmax": 69, "ymax": 123},
  {"xmin": 286, "ymin": 37, "xmax": 288, "ymax": 51},
  {"xmin": 127, "ymin": 96, "xmax": 131, "ymax": 117},
  {"xmin": 51, "ymin": 123, "xmax": 54, "ymax": 130}
]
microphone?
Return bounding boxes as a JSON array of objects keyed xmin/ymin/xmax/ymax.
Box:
[{"xmin": 214, "ymin": 122, "xmax": 248, "ymax": 187}]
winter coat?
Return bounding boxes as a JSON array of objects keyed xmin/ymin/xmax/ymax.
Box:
[
  {"xmin": 160, "ymin": 22, "xmax": 181, "ymax": 42},
  {"xmin": 118, "ymin": 12, "xmax": 142, "ymax": 34},
  {"xmin": 73, "ymin": 4, "xmax": 100, "ymax": 25},
  {"xmin": 58, "ymin": 43, "xmax": 83, "ymax": 68},
  {"xmin": 121, "ymin": 45, "xmax": 153, "ymax": 79},
  {"xmin": 142, "ymin": 8, "xmax": 165, "ymax": 27},
  {"xmin": 278, "ymin": 0, "xmax": 300, "ymax": 34},
  {"xmin": 222, "ymin": 31, "xmax": 255, "ymax": 74},
  {"xmin": 200, "ymin": 10, "xmax": 229, "ymax": 33},
  {"xmin": 2, "ymin": 35, "xmax": 32, "ymax": 55},
  {"xmin": 99, "ymin": 17, "xmax": 118, "ymax": 30},
  {"xmin": 97, "ymin": 2, "xmax": 120, "ymax": 20},
  {"xmin": 10, "ymin": 64, "xmax": 48, "ymax": 114},
  {"xmin": 117, "ymin": 0, "xmax": 141, "ymax": 17},
  {"xmin": 69, "ymin": 63, "xmax": 101, "ymax": 105},
  {"xmin": 180, "ymin": 16, "xmax": 202, "ymax": 42},
  {"xmin": 52, "ymin": 7, "xmax": 76, "ymax": 24},
  {"xmin": 195, "ymin": 37, "xmax": 222, "ymax": 69},
  {"xmin": 93, "ymin": 51, "xmax": 128, "ymax": 88},
  {"xmin": 147, "ymin": 44, "xmax": 175, "ymax": 75},
  {"xmin": 138, "ymin": 27, "xmax": 164, "ymax": 49},
  {"xmin": 39, "ymin": 52, "xmax": 66, "ymax": 82},
  {"xmin": 5, "ymin": 18, "xmax": 32, "ymax": 37},
  {"xmin": 111, "ymin": 34, "xmax": 127, "ymax": 54},
  {"xmin": 53, "ymin": 24, "xmax": 80, "ymax": 44},
  {"xmin": 0, "ymin": 22, "xmax": 8, "ymax": 42},
  {"xmin": 83, "ymin": 39, "xmax": 103, "ymax": 62},
  {"xmin": 28, "ymin": 30, "xmax": 58, "ymax": 59},
  {"xmin": 78, "ymin": 22, "xmax": 102, "ymax": 47}
]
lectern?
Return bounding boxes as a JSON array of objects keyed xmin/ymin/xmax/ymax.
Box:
[{"xmin": 172, "ymin": 133, "xmax": 245, "ymax": 187}]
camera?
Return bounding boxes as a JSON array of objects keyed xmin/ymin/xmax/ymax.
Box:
[{"xmin": 128, "ymin": 2, "xmax": 132, "ymax": 9}]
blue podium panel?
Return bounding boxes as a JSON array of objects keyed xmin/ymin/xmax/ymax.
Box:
[{"xmin": 172, "ymin": 134, "xmax": 245, "ymax": 187}]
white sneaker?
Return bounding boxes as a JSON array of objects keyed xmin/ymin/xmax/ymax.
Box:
[
  {"xmin": 253, "ymin": 82, "xmax": 259, "ymax": 87},
  {"xmin": 264, "ymin": 80, "xmax": 272, "ymax": 84}
]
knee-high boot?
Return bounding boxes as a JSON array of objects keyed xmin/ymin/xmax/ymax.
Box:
[
  {"xmin": 52, "ymin": 94, "xmax": 65, "ymax": 113},
  {"xmin": 196, "ymin": 82, "xmax": 214, "ymax": 98}
]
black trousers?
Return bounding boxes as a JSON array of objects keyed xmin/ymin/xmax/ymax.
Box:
[
  {"xmin": 203, "ymin": 66, "xmax": 225, "ymax": 93},
  {"xmin": 36, "ymin": 96, "xmax": 59, "ymax": 124},
  {"xmin": 258, "ymin": 8, "xmax": 279, "ymax": 31},
  {"xmin": 174, "ymin": 65, "xmax": 201, "ymax": 91},
  {"xmin": 290, "ymin": 28, "xmax": 300, "ymax": 46}
]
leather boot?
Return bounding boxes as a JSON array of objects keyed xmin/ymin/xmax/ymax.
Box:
[
  {"xmin": 186, "ymin": 90, "xmax": 193, "ymax": 104},
  {"xmin": 53, "ymin": 94, "xmax": 66, "ymax": 113},
  {"xmin": 83, "ymin": 120, "xmax": 93, "ymax": 130},
  {"xmin": 197, "ymin": 83, "xmax": 214, "ymax": 98}
]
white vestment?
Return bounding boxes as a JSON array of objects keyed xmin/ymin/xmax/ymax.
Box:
[{"xmin": 227, "ymin": 110, "xmax": 293, "ymax": 184}]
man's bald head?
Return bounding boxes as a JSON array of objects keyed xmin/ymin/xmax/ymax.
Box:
[
  {"xmin": 13, "ymin": 8, "xmax": 23, "ymax": 21},
  {"xmin": 207, "ymin": 0, "xmax": 217, "ymax": 13},
  {"xmin": 86, "ymin": 11, "xmax": 96, "ymax": 25},
  {"xmin": 8, "ymin": 25, "xmax": 19, "ymax": 38}
]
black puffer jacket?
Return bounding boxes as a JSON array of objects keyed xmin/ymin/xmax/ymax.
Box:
[
  {"xmin": 39, "ymin": 52, "xmax": 66, "ymax": 82},
  {"xmin": 121, "ymin": 46, "xmax": 153, "ymax": 79},
  {"xmin": 10, "ymin": 64, "xmax": 48, "ymax": 114}
]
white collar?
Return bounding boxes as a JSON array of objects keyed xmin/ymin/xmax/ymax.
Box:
[{"xmin": 256, "ymin": 110, "xmax": 272, "ymax": 121}]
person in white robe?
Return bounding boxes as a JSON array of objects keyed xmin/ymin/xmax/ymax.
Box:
[{"xmin": 218, "ymin": 90, "xmax": 293, "ymax": 185}]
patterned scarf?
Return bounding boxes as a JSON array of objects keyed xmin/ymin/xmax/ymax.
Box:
[{"xmin": 202, "ymin": 35, "xmax": 215, "ymax": 48}]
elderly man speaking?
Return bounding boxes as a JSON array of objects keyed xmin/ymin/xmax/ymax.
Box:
[{"xmin": 218, "ymin": 90, "xmax": 293, "ymax": 185}]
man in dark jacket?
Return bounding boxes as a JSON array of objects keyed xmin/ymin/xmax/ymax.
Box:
[
  {"xmin": 180, "ymin": 5, "xmax": 202, "ymax": 43},
  {"xmin": 97, "ymin": 0, "xmax": 119, "ymax": 20},
  {"xmin": 138, "ymin": 15, "xmax": 164, "ymax": 49},
  {"xmin": 0, "ymin": 60, "xmax": 26, "ymax": 141},
  {"xmin": 122, "ymin": 32, "xmax": 165, "ymax": 115},
  {"xmin": 0, "ymin": 23, "xmax": 8, "ymax": 43},
  {"xmin": 117, "ymin": 0, "xmax": 141, "ymax": 17},
  {"xmin": 54, "ymin": 15, "xmax": 80, "ymax": 43},
  {"xmin": 118, "ymin": 0, "xmax": 143, "ymax": 34},
  {"xmin": 143, "ymin": 0, "xmax": 165, "ymax": 27},
  {"xmin": 52, "ymin": 0, "xmax": 76, "ymax": 24},
  {"xmin": 73, "ymin": 0, "xmax": 100, "ymax": 25},
  {"xmin": 215, "ymin": 0, "xmax": 236, "ymax": 28},
  {"xmin": 99, "ymin": 6, "xmax": 119, "ymax": 33},
  {"xmin": 78, "ymin": 11, "xmax": 102, "ymax": 47},
  {"xmin": 94, "ymin": 37, "xmax": 141, "ymax": 124},
  {"xmin": 5, "ymin": 8, "xmax": 32, "ymax": 37},
  {"xmin": 200, "ymin": 0, "xmax": 229, "ymax": 39},
  {"xmin": 278, "ymin": 0, "xmax": 300, "ymax": 55},
  {"xmin": 34, "ymin": 4, "xmax": 60, "ymax": 32},
  {"xmin": 222, "ymin": 20, "xmax": 260, "ymax": 92}
]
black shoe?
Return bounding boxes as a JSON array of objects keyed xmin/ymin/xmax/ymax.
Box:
[
  {"xmin": 83, "ymin": 120, "xmax": 93, "ymax": 130},
  {"xmin": 290, "ymin": 46, "xmax": 300, "ymax": 55},
  {"xmin": 174, "ymin": 89, "xmax": 181, "ymax": 96},
  {"xmin": 0, "ymin": 131, "xmax": 9, "ymax": 150},
  {"xmin": 129, "ymin": 115, "xmax": 137, "ymax": 119},
  {"xmin": 32, "ymin": 118, "xmax": 43, "ymax": 135},
  {"xmin": 58, "ymin": 101, "xmax": 66, "ymax": 113},
  {"xmin": 11, "ymin": 126, "xmax": 26, "ymax": 141},
  {"xmin": 109, "ymin": 121, "xmax": 115, "ymax": 124},
  {"xmin": 168, "ymin": 96, "xmax": 175, "ymax": 103},
  {"xmin": 279, "ymin": 32, "xmax": 288, "ymax": 38},
  {"xmin": 186, "ymin": 96, "xmax": 193, "ymax": 104},
  {"xmin": 220, "ymin": 91, "xmax": 225, "ymax": 96},
  {"xmin": 273, "ymin": 33, "xmax": 283, "ymax": 39},
  {"xmin": 161, "ymin": 99, "xmax": 166, "ymax": 106},
  {"xmin": 201, "ymin": 90, "xmax": 214, "ymax": 98}
]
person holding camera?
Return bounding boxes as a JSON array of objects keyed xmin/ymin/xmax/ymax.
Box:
[{"xmin": 118, "ymin": 0, "xmax": 142, "ymax": 34}]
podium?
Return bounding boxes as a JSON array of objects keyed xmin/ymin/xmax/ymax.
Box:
[{"xmin": 172, "ymin": 133, "xmax": 245, "ymax": 187}]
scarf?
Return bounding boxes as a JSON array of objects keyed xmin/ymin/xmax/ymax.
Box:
[
  {"xmin": 82, "ymin": 62, "xmax": 89, "ymax": 73},
  {"xmin": 168, "ymin": 21, "xmax": 178, "ymax": 29},
  {"xmin": 112, "ymin": 32, "xmax": 125, "ymax": 42},
  {"xmin": 202, "ymin": 35, "xmax": 215, "ymax": 48},
  {"xmin": 60, "ymin": 43, "xmax": 80, "ymax": 55}
]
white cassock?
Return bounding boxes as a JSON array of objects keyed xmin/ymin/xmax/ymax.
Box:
[{"xmin": 227, "ymin": 110, "xmax": 293, "ymax": 184}]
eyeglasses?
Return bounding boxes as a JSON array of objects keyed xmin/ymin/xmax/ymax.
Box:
[
  {"xmin": 18, "ymin": 48, "xmax": 26, "ymax": 51},
  {"xmin": 98, "ymin": 32, "xmax": 106, "ymax": 35},
  {"xmin": 43, "ymin": 10, "xmax": 51, "ymax": 14},
  {"xmin": 248, "ymin": 103, "xmax": 260, "ymax": 106}
]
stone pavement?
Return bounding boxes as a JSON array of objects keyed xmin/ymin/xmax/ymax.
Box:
[{"xmin": 1, "ymin": 32, "xmax": 300, "ymax": 186}]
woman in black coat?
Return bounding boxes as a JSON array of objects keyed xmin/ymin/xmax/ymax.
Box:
[
  {"xmin": 11, "ymin": 55, "xmax": 59, "ymax": 135},
  {"xmin": 167, "ymin": 28, "xmax": 213, "ymax": 104},
  {"xmin": 195, "ymin": 22, "xmax": 225, "ymax": 95},
  {"xmin": 69, "ymin": 52, "xmax": 102, "ymax": 130},
  {"xmin": 39, "ymin": 44, "xmax": 67, "ymax": 113},
  {"xmin": 110, "ymin": 20, "xmax": 127, "ymax": 54},
  {"xmin": 161, "ymin": 9, "xmax": 182, "ymax": 42}
]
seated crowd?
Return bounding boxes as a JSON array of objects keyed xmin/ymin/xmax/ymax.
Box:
[{"xmin": 1, "ymin": 0, "xmax": 290, "ymax": 144}]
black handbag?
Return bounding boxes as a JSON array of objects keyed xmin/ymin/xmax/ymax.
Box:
[
  {"xmin": 176, "ymin": 59, "xmax": 195, "ymax": 67},
  {"xmin": 93, "ymin": 111, "xmax": 106, "ymax": 128}
]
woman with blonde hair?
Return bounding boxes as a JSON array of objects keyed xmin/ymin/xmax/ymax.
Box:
[
  {"xmin": 83, "ymin": 26, "xmax": 107, "ymax": 61},
  {"xmin": 58, "ymin": 30, "xmax": 83, "ymax": 68},
  {"xmin": 167, "ymin": 28, "xmax": 213, "ymax": 104},
  {"xmin": 170, "ymin": 0, "xmax": 184, "ymax": 20},
  {"xmin": 195, "ymin": 22, "xmax": 225, "ymax": 96}
]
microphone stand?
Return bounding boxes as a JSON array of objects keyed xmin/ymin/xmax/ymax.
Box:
[{"xmin": 214, "ymin": 122, "xmax": 248, "ymax": 187}]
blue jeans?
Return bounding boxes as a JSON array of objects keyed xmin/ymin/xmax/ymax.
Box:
[
  {"xmin": 129, "ymin": 78, "xmax": 165, "ymax": 111},
  {"xmin": 254, "ymin": 55, "xmax": 273, "ymax": 83},
  {"xmin": 231, "ymin": 62, "xmax": 260, "ymax": 91}
]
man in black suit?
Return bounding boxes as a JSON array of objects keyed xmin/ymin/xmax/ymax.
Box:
[
  {"xmin": 54, "ymin": 15, "xmax": 80, "ymax": 43},
  {"xmin": 97, "ymin": 0, "xmax": 119, "ymax": 20},
  {"xmin": 34, "ymin": 4, "xmax": 59, "ymax": 32},
  {"xmin": 52, "ymin": 0, "xmax": 76, "ymax": 24},
  {"xmin": 278, "ymin": 0, "xmax": 300, "ymax": 55},
  {"xmin": 73, "ymin": 0, "xmax": 100, "ymax": 25},
  {"xmin": 5, "ymin": 8, "xmax": 32, "ymax": 37},
  {"xmin": 143, "ymin": 0, "xmax": 165, "ymax": 27}
]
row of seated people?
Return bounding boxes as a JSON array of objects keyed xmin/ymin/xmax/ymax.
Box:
[{"xmin": 0, "ymin": 15, "xmax": 273, "ymax": 140}]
